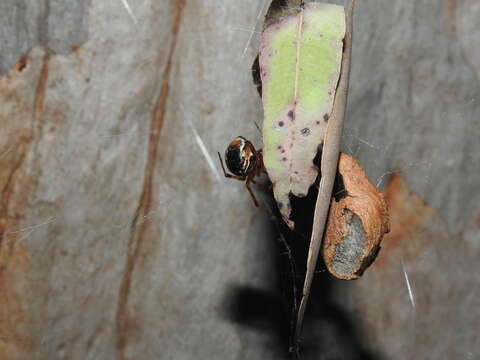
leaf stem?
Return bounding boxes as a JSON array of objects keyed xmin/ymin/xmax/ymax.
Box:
[{"xmin": 293, "ymin": 0, "xmax": 356, "ymax": 353}]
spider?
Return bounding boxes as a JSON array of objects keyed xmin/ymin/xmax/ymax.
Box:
[{"xmin": 218, "ymin": 136, "xmax": 267, "ymax": 207}]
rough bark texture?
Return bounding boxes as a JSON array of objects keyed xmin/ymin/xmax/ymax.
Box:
[
  {"xmin": 0, "ymin": 0, "xmax": 479, "ymax": 359},
  {"xmin": 351, "ymin": 174, "xmax": 479, "ymax": 359}
]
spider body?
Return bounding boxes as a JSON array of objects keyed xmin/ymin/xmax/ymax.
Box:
[
  {"xmin": 225, "ymin": 137, "xmax": 258, "ymax": 177},
  {"xmin": 218, "ymin": 136, "xmax": 266, "ymax": 206}
]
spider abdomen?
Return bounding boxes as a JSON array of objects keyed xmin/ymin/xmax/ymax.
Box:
[{"xmin": 225, "ymin": 136, "xmax": 258, "ymax": 177}]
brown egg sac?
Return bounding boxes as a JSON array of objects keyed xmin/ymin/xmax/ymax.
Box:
[{"xmin": 322, "ymin": 153, "xmax": 390, "ymax": 280}]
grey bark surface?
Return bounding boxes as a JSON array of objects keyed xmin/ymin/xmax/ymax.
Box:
[{"xmin": 0, "ymin": 0, "xmax": 478, "ymax": 359}]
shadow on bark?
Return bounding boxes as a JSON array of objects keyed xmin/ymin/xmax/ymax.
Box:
[{"xmin": 221, "ymin": 179, "xmax": 383, "ymax": 360}]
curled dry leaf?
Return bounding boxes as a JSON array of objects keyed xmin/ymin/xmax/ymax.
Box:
[{"xmin": 322, "ymin": 153, "xmax": 390, "ymax": 280}]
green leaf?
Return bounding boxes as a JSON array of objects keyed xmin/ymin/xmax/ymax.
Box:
[{"xmin": 259, "ymin": 2, "xmax": 345, "ymax": 227}]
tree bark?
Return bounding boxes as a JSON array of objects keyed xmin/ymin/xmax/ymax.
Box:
[{"xmin": 0, "ymin": 0, "xmax": 478, "ymax": 359}]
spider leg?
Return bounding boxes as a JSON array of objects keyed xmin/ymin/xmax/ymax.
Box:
[
  {"xmin": 218, "ymin": 150, "xmax": 261, "ymax": 205},
  {"xmin": 245, "ymin": 180, "xmax": 259, "ymax": 207},
  {"xmin": 254, "ymin": 121, "xmax": 262, "ymax": 135},
  {"xmin": 256, "ymin": 149, "xmax": 268, "ymax": 175},
  {"xmin": 217, "ymin": 152, "xmax": 244, "ymax": 181}
]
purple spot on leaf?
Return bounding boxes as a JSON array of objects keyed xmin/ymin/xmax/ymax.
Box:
[{"xmin": 300, "ymin": 128, "xmax": 310, "ymax": 136}]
